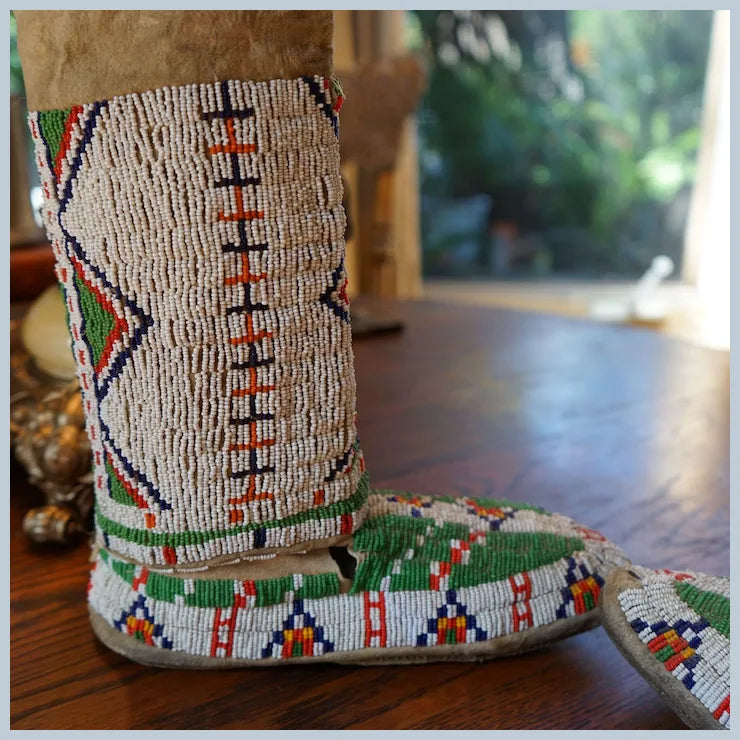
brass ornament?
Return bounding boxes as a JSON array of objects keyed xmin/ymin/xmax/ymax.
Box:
[{"xmin": 11, "ymin": 295, "xmax": 93, "ymax": 546}]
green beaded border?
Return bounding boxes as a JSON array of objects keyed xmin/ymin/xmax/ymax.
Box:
[{"xmin": 96, "ymin": 471, "xmax": 370, "ymax": 547}]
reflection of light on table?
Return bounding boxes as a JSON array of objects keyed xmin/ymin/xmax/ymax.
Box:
[
  {"xmin": 645, "ymin": 337, "xmax": 729, "ymax": 530},
  {"xmin": 424, "ymin": 279, "xmax": 728, "ymax": 352}
]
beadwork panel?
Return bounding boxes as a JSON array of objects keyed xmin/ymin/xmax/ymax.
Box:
[
  {"xmin": 618, "ymin": 567, "xmax": 730, "ymax": 729},
  {"xmin": 88, "ymin": 491, "xmax": 630, "ymax": 662},
  {"xmin": 29, "ymin": 78, "xmax": 367, "ymax": 566}
]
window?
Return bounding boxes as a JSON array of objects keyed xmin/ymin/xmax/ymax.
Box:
[{"xmin": 409, "ymin": 10, "xmax": 713, "ymax": 281}]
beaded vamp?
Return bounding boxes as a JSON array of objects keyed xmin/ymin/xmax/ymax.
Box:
[
  {"xmin": 88, "ymin": 490, "xmax": 629, "ymax": 663},
  {"xmin": 613, "ymin": 567, "xmax": 730, "ymax": 729}
]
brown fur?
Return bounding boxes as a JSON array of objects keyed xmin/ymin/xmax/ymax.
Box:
[{"xmin": 15, "ymin": 10, "xmax": 333, "ymax": 111}]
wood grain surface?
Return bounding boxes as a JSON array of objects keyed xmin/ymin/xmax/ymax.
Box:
[{"xmin": 10, "ymin": 299, "xmax": 729, "ymax": 730}]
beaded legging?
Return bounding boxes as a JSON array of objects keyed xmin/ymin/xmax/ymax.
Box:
[{"xmin": 29, "ymin": 77, "xmax": 367, "ymax": 567}]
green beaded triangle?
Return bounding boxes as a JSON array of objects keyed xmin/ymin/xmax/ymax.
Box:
[
  {"xmin": 37, "ymin": 108, "xmax": 73, "ymax": 163},
  {"xmin": 74, "ymin": 272, "xmax": 118, "ymax": 370},
  {"xmin": 107, "ymin": 457, "xmax": 137, "ymax": 507},
  {"xmin": 675, "ymin": 580, "xmax": 730, "ymax": 639}
]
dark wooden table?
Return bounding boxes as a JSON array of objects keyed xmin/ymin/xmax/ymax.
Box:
[{"xmin": 11, "ymin": 300, "xmax": 729, "ymax": 730}]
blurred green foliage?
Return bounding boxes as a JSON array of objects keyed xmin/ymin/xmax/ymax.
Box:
[
  {"xmin": 410, "ymin": 10, "xmax": 712, "ymax": 277},
  {"xmin": 10, "ymin": 12, "xmax": 24, "ymax": 96}
]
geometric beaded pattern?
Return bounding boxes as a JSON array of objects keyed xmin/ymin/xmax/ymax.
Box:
[
  {"xmin": 88, "ymin": 490, "xmax": 630, "ymax": 661},
  {"xmin": 617, "ymin": 566, "xmax": 730, "ymax": 729},
  {"xmin": 29, "ymin": 78, "xmax": 366, "ymax": 567}
]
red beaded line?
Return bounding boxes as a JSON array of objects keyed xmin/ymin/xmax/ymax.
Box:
[
  {"xmin": 509, "ymin": 571, "xmax": 534, "ymax": 631},
  {"xmin": 364, "ymin": 591, "xmax": 388, "ymax": 648},
  {"xmin": 202, "ymin": 82, "xmax": 276, "ymax": 526}
]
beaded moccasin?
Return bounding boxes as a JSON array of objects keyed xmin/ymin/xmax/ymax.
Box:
[
  {"xmin": 602, "ymin": 567, "xmax": 730, "ymax": 730},
  {"xmin": 88, "ymin": 491, "xmax": 629, "ymax": 666},
  {"xmin": 30, "ymin": 76, "xmax": 628, "ymax": 667}
]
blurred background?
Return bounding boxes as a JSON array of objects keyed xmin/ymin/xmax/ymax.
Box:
[{"xmin": 10, "ymin": 10, "xmax": 730, "ymax": 350}]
